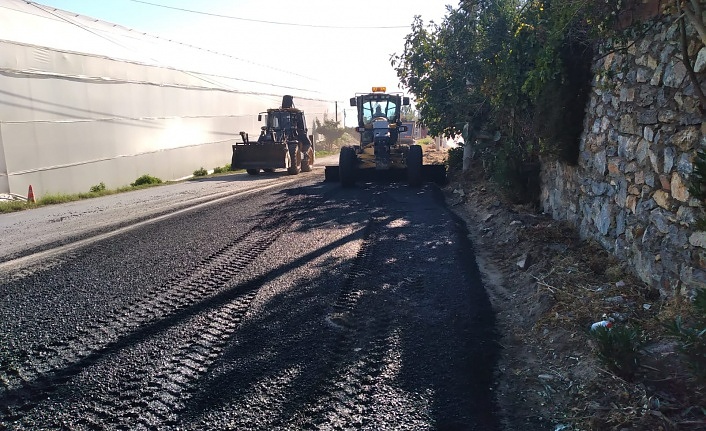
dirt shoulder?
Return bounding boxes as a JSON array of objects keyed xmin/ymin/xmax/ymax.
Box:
[{"xmin": 429, "ymin": 145, "xmax": 706, "ymax": 430}]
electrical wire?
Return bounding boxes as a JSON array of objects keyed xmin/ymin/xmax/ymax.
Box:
[
  {"xmin": 125, "ymin": 0, "xmax": 411, "ymax": 29},
  {"xmin": 26, "ymin": 2, "xmax": 332, "ymax": 99},
  {"xmin": 26, "ymin": 1, "xmax": 319, "ymax": 83}
]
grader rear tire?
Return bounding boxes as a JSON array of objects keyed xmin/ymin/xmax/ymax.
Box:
[
  {"xmin": 407, "ymin": 145, "xmax": 423, "ymax": 187},
  {"xmin": 246, "ymin": 169, "xmax": 260, "ymax": 175},
  {"xmin": 339, "ymin": 146, "xmax": 357, "ymax": 187}
]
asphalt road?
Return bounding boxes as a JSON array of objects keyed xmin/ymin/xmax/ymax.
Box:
[{"xmin": 0, "ymin": 165, "xmax": 500, "ymax": 430}]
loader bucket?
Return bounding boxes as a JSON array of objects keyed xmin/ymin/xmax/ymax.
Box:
[{"xmin": 231, "ymin": 143, "xmax": 288, "ymax": 170}]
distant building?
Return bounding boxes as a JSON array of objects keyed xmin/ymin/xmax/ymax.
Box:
[{"xmin": 399, "ymin": 121, "xmax": 427, "ymax": 140}]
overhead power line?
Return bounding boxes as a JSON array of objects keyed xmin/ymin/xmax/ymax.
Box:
[
  {"xmin": 28, "ymin": 1, "xmax": 318, "ymax": 82},
  {"xmin": 126, "ymin": 0, "xmax": 410, "ymax": 29},
  {"xmin": 27, "ymin": 1, "xmax": 326, "ymax": 94}
]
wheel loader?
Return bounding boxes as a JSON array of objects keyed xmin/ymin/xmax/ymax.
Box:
[
  {"xmin": 231, "ymin": 95, "xmax": 314, "ymax": 175},
  {"xmin": 324, "ymin": 87, "xmax": 446, "ymax": 186}
]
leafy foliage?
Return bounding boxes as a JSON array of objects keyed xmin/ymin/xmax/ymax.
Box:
[
  {"xmin": 393, "ymin": 0, "xmax": 623, "ymax": 200},
  {"xmin": 689, "ymin": 150, "xmax": 706, "ymax": 201},
  {"xmin": 591, "ymin": 325, "xmax": 644, "ymax": 380},
  {"xmin": 212, "ymin": 164, "xmax": 230, "ymax": 174},
  {"xmin": 447, "ymin": 147, "xmax": 464, "ymax": 172},
  {"xmin": 315, "ymin": 116, "xmax": 347, "ymax": 151},
  {"xmin": 668, "ymin": 289, "xmax": 706, "ymax": 383},
  {"xmin": 89, "ymin": 182, "xmax": 106, "ymax": 193},
  {"xmin": 131, "ymin": 174, "xmax": 162, "ymax": 187},
  {"xmin": 400, "ymin": 105, "xmax": 418, "ymax": 122},
  {"xmin": 193, "ymin": 167, "xmax": 208, "ymax": 177}
]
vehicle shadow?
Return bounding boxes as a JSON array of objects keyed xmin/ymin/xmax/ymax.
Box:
[
  {"xmin": 178, "ymin": 181, "xmax": 501, "ymax": 429},
  {"xmin": 0, "ymin": 180, "xmax": 499, "ymax": 429}
]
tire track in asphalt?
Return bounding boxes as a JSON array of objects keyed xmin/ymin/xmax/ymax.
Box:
[
  {"xmin": 283, "ymin": 216, "xmax": 398, "ymax": 430},
  {"xmin": 0, "ymin": 210, "xmax": 294, "ymax": 425},
  {"xmin": 59, "ymin": 285, "xmax": 262, "ymax": 430}
]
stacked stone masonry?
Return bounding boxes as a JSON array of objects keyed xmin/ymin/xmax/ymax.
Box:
[{"xmin": 541, "ymin": 17, "xmax": 706, "ymax": 298}]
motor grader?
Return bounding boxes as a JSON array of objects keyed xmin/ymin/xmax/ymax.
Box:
[
  {"xmin": 324, "ymin": 87, "xmax": 446, "ymax": 186},
  {"xmin": 231, "ymin": 95, "xmax": 314, "ymax": 175}
]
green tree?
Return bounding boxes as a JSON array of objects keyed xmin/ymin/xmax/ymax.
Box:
[
  {"xmin": 393, "ymin": 0, "xmax": 623, "ymax": 201},
  {"xmin": 400, "ymin": 105, "xmax": 418, "ymax": 122},
  {"xmin": 315, "ymin": 115, "xmax": 345, "ymax": 151}
]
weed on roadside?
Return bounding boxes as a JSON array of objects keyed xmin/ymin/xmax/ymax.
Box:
[
  {"xmin": 131, "ymin": 174, "xmax": 162, "ymax": 187},
  {"xmin": 667, "ymin": 289, "xmax": 706, "ymax": 383},
  {"xmin": 591, "ymin": 325, "xmax": 645, "ymax": 380}
]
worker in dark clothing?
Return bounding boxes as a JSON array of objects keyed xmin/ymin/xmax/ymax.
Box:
[{"xmin": 373, "ymin": 105, "xmax": 386, "ymax": 119}]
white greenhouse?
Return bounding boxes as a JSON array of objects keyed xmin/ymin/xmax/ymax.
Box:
[{"xmin": 0, "ymin": 0, "xmax": 334, "ymax": 198}]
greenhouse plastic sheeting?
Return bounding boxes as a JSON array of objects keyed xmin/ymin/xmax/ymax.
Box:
[{"xmin": 0, "ymin": 0, "xmax": 333, "ymax": 196}]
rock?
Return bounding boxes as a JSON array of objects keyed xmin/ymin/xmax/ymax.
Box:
[
  {"xmin": 670, "ymin": 127, "xmax": 699, "ymax": 151},
  {"xmin": 608, "ymin": 158, "xmax": 621, "ymax": 175},
  {"xmin": 626, "ymin": 195, "xmax": 638, "ymax": 213},
  {"xmin": 643, "ymin": 126, "xmax": 655, "ymax": 142},
  {"xmin": 517, "ymin": 252, "xmax": 531, "ymax": 270},
  {"xmin": 676, "ymin": 206, "xmax": 697, "ymax": 226},
  {"xmin": 663, "ymin": 60, "xmax": 687, "ymax": 88},
  {"xmin": 694, "ymin": 46, "xmax": 706, "ymax": 72},
  {"xmin": 671, "ymin": 173, "xmax": 690, "ymax": 202},
  {"xmin": 658, "ymin": 110, "xmax": 679, "ymax": 123},
  {"xmin": 619, "ymin": 115, "xmax": 639, "ymax": 135},
  {"xmin": 634, "ymin": 170, "xmax": 645, "ymax": 185},
  {"xmin": 653, "ymin": 190, "xmax": 672, "ymax": 210},
  {"xmin": 650, "ymin": 209, "xmax": 671, "ymax": 234},
  {"xmin": 482, "ymin": 213, "xmax": 494, "ymax": 222},
  {"xmin": 663, "ymin": 146, "xmax": 676, "ymax": 173},
  {"xmin": 649, "ymin": 150, "xmax": 660, "ymax": 173},
  {"xmin": 605, "ymin": 295, "xmax": 626, "ymax": 304},
  {"xmin": 595, "ymin": 202, "xmax": 612, "ymax": 235},
  {"xmin": 638, "ymin": 110, "xmax": 658, "ymax": 124},
  {"xmin": 659, "ymin": 174, "xmax": 671, "ymax": 190},
  {"xmin": 677, "ymin": 153, "xmax": 693, "ymax": 175},
  {"xmin": 689, "ymin": 231, "xmax": 706, "ymax": 248}
]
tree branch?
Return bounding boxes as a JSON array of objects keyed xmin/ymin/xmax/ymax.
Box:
[
  {"xmin": 677, "ymin": 0, "xmax": 706, "ymax": 114},
  {"xmin": 682, "ymin": 2, "xmax": 706, "ymax": 45}
]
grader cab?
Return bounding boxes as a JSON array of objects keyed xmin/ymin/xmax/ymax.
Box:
[{"xmin": 325, "ymin": 87, "xmax": 445, "ymax": 186}]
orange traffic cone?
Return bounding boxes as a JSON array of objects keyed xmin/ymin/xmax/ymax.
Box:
[{"xmin": 27, "ymin": 185, "xmax": 35, "ymax": 203}]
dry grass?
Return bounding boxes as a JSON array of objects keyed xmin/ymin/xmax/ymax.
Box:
[{"xmin": 447, "ymin": 169, "xmax": 706, "ymax": 430}]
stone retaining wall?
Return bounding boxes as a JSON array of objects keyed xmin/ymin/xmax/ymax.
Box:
[{"xmin": 541, "ymin": 16, "xmax": 706, "ymax": 297}]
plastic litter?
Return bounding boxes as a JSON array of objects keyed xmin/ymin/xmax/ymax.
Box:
[{"xmin": 590, "ymin": 320, "xmax": 613, "ymax": 331}]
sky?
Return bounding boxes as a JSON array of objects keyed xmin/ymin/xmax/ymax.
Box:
[{"xmin": 30, "ymin": 0, "xmax": 453, "ymax": 124}]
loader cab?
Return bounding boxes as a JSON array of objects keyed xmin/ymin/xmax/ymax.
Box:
[
  {"xmin": 267, "ymin": 110, "xmax": 292, "ymax": 130},
  {"xmin": 260, "ymin": 109, "xmax": 307, "ymax": 143}
]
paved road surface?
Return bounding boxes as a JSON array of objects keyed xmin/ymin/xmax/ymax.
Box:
[{"xmin": 0, "ymin": 165, "xmax": 500, "ymax": 430}]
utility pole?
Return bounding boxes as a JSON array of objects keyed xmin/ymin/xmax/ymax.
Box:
[{"xmin": 335, "ymin": 101, "xmax": 338, "ymax": 123}]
